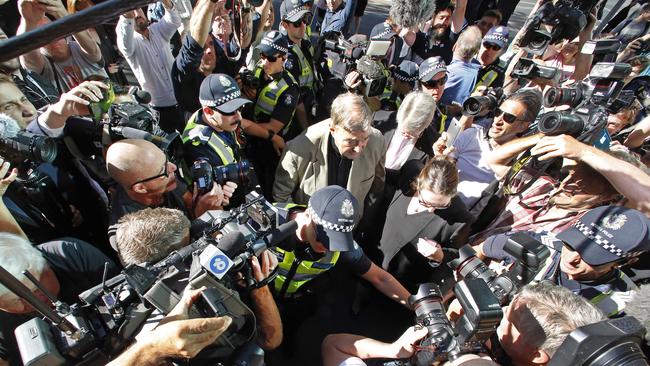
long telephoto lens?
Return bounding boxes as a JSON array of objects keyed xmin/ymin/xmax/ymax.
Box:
[
  {"xmin": 543, "ymin": 87, "xmax": 583, "ymax": 108},
  {"xmin": 213, "ymin": 160, "xmax": 251, "ymax": 186},
  {"xmin": 538, "ymin": 111, "xmax": 584, "ymax": 136}
]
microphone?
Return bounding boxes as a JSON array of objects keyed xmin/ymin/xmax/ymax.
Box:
[
  {"xmin": 0, "ymin": 113, "xmax": 21, "ymax": 139},
  {"xmin": 199, "ymin": 231, "xmax": 247, "ymax": 280},
  {"xmin": 389, "ymin": 0, "xmax": 436, "ymax": 28},
  {"xmin": 216, "ymin": 231, "xmax": 247, "ymax": 257},
  {"xmin": 109, "ymin": 125, "xmax": 165, "ymax": 145}
]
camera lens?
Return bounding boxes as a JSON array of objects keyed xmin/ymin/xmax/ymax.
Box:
[
  {"xmin": 538, "ymin": 111, "xmax": 584, "ymax": 136},
  {"xmin": 33, "ymin": 137, "xmax": 58, "ymax": 163},
  {"xmin": 543, "ymin": 87, "xmax": 583, "ymax": 108}
]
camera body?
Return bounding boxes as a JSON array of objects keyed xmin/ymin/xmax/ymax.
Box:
[
  {"xmin": 239, "ymin": 68, "xmax": 260, "ymax": 89},
  {"xmin": 448, "ymin": 233, "xmax": 550, "ymax": 305},
  {"xmin": 407, "ymin": 278, "xmax": 503, "ymax": 365},
  {"xmin": 462, "ymin": 87, "xmax": 504, "ymax": 117},
  {"xmin": 189, "ymin": 158, "xmax": 252, "ymax": 195}
]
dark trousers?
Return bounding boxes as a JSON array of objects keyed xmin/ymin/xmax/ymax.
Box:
[{"xmin": 153, "ymin": 104, "xmax": 185, "ymax": 133}]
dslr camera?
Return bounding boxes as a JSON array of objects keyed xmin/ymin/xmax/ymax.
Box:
[{"xmin": 189, "ymin": 158, "xmax": 252, "ymax": 195}]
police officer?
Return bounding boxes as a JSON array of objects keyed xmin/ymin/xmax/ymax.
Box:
[
  {"xmin": 474, "ymin": 26, "xmax": 509, "ymax": 91},
  {"xmin": 418, "ymin": 56, "xmax": 449, "ymax": 139},
  {"xmin": 242, "ymin": 30, "xmax": 299, "ymax": 199},
  {"xmin": 280, "ymin": 0, "xmax": 316, "ymax": 129},
  {"xmin": 380, "ymin": 60, "xmax": 419, "ymax": 111},
  {"xmin": 269, "ymin": 186, "xmax": 411, "ymax": 352},
  {"xmin": 182, "ymin": 73, "xmax": 251, "ymax": 204}
]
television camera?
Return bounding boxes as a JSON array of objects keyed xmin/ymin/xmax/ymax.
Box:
[{"xmin": 8, "ymin": 192, "xmax": 296, "ymax": 365}]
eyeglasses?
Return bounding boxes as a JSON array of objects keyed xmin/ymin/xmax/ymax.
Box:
[
  {"xmin": 483, "ymin": 42, "xmax": 502, "ymax": 51},
  {"xmin": 130, "ymin": 156, "xmax": 169, "ymax": 188},
  {"xmin": 260, "ymin": 53, "xmax": 280, "ymax": 62},
  {"xmin": 288, "ymin": 16, "xmax": 309, "ymax": 27},
  {"xmin": 421, "ymin": 74, "xmax": 448, "ymax": 89},
  {"xmin": 495, "ymin": 108, "xmax": 520, "ymax": 124},
  {"xmin": 418, "ymin": 194, "xmax": 452, "ymax": 210}
]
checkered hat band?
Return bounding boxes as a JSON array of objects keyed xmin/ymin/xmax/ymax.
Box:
[
  {"xmin": 200, "ymin": 89, "xmax": 242, "ymax": 107},
  {"xmin": 261, "ymin": 38, "xmax": 288, "ymax": 54},
  {"xmin": 422, "ymin": 63, "xmax": 446, "ymax": 78},
  {"xmin": 285, "ymin": 5, "xmax": 307, "ymax": 19},
  {"xmin": 307, "ymin": 206, "xmax": 355, "ymax": 233},
  {"xmin": 485, "ymin": 34, "xmax": 508, "ymax": 44},
  {"xmin": 372, "ymin": 28, "xmax": 393, "ymax": 40},
  {"xmin": 394, "ymin": 72, "xmax": 418, "ymax": 82},
  {"xmin": 573, "ymin": 221, "xmax": 639, "ymax": 258}
]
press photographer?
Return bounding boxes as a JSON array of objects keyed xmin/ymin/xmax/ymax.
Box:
[
  {"xmin": 321, "ymin": 282, "xmax": 606, "ymax": 366},
  {"xmin": 0, "ymin": 77, "xmax": 111, "ymax": 246}
]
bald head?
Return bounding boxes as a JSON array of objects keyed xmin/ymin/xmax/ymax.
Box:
[{"xmin": 106, "ymin": 139, "xmax": 164, "ymax": 187}]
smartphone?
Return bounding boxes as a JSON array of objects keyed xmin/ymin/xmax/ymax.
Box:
[{"xmin": 445, "ymin": 118, "xmax": 462, "ymax": 147}]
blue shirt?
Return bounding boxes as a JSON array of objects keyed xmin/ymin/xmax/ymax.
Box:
[
  {"xmin": 440, "ymin": 59, "xmax": 481, "ymax": 107},
  {"xmin": 321, "ymin": 0, "xmax": 356, "ymax": 37}
]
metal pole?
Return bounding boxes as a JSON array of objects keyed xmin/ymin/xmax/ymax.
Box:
[{"xmin": 0, "ymin": 0, "xmax": 157, "ymax": 62}]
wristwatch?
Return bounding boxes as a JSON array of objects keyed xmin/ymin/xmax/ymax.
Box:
[{"xmin": 267, "ymin": 129, "xmax": 275, "ymax": 141}]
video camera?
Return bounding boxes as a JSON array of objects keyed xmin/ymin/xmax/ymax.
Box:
[
  {"xmin": 0, "ymin": 128, "xmax": 59, "ymax": 164},
  {"xmin": 9, "ymin": 193, "xmax": 295, "ymax": 365},
  {"xmin": 549, "ymin": 316, "xmax": 649, "ymax": 366},
  {"xmin": 385, "ymin": 278, "xmax": 503, "ymax": 365},
  {"xmin": 519, "ymin": 0, "xmax": 602, "ymax": 55},
  {"xmin": 448, "ymin": 233, "xmax": 551, "ymax": 305},
  {"xmin": 190, "ymin": 158, "xmax": 252, "ymax": 195},
  {"xmin": 511, "ymin": 58, "xmax": 563, "ymax": 85}
]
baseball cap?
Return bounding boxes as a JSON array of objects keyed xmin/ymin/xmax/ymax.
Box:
[
  {"xmin": 280, "ymin": 0, "xmax": 311, "ymax": 22},
  {"xmin": 370, "ymin": 22, "xmax": 396, "ymax": 41},
  {"xmin": 418, "ymin": 56, "xmax": 447, "ymax": 82},
  {"xmin": 257, "ymin": 30, "xmax": 290, "ymax": 56},
  {"xmin": 483, "ymin": 26, "xmax": 509, "ymax": 49},
  {"xmin": 556, "ymin": 206, "xmax": 650, "ymax": 266},
  {"xmin": 199, "ymin": 74, "xmax": 251, "ymax": 113},
  {"xmin": 393, "ymin": 60, "xmax": 419, "ymax": 85},
  {"xmin": 307, "ymin": 186, "xmax": 360, "ymax": 252}
]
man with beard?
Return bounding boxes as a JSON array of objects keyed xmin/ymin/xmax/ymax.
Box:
[
  {"xmin": 473, "ymin": 26, "xmax": 509, "ymax": 91},
  {"xmin": 171, "ymin": 0, "xmax": 220, "ymax": 120},
  {"xmin": 16, "ymin": 0, "xmax": 106, "ymax": 93},
  {"xmin": 0, "ymin": 26, "xmax": 59, "ymax": 109},
  {"xmin": 479, "ymin": 206, "xmax": 650, "ymax": 316},
  {"xmin": 116, "ymin": 0, "xmax": 183, "ymax": 132},
  {"xmin": 412, "ymin": 0, "xmax": 467, "ymax": 64}
]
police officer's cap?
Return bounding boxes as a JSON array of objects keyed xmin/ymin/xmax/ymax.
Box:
[
  {"xmin": 556, "ymin": 206, "xmax": 650, "ymax": 266},
  {"xmin": 257, "ymin": 30, "xmax": 290, "ymax": 56},
  {"xmin": 199, "ymin": 74, "xmax": 251, "ymax": 114},
  {"xmin": 307, "ymin": 186, "xmax": 360, "ymax": 252},
  {"xmin": 418, "ymin": 56, "xmax": 447, "ymax": 82},
  {"xmin": 393, "ymin": 60, "xmax": 419, "ymax": 85},
  {"xmin": 370, "ymin": 22, "xmax": 396, "ymax": 41},
  {"xmin": 280, "ymin": 0, "xmax": 311, "ymax": 23}
]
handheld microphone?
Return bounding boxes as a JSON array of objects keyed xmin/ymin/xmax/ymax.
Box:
[{"xmin": 199, "ymin": 231, "xmax": 247, "ymax": 280}]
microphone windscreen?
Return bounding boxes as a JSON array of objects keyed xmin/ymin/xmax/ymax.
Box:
[
  {"xmin": 0, "ymin": 113, "xmax": 21, "ymax": 139},
  {"xmin": 389, "ymin": 0, "xmax": 436, "ymax": 28}
]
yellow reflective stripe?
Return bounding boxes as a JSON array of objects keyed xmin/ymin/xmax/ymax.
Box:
[
  {"xmin": 438, "ymin": 112, "xmax": 447, "ymax": 134},
  {"xmin": 291, "ymin": 44, "xmax": 314, "ymax": 88},
  {"xmin": 181, "ymin": 110, "xmax": 237, "ymax": 164},
  {"xmin": 473, "ymin": 70, "xmax": 498, "ymax": 91},
  {"xmin": 272, "ymin": 247, "xmax": 340, "ymax": 294}
]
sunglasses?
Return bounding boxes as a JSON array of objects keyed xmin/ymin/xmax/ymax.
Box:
[
  {"xmin": 260, "ymin": 53, "xmax": 280, "ymax": 62},
  {"xmin": 495, "ymin": 107, "xmax": 520, "ymax": 124},
  {"xmin": 130, "ymin": 156, "xmax": 169, "ymax": 188},
  {"xmin": 288, "ymin": 16, "xmax": 310, "ymax": 27},
  {"xmin": 420, "ymin": 74, "xmax": 448, "ymax": 89},
  {"xmin": 483, "ymin": 42, "xmax": 502, "ymax": 51},
  {"xmin": 215, "ymin": 107, "xmax": 242, "ymax": 116}
]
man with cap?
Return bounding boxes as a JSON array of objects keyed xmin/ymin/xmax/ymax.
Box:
[
  {"xmin": 241, "ymin": 30, "xmax": 299, "ymax": 199},
  {"xmin": 181, "ymin": 73, "xmax": 254, "ymax": 205},
  {"xmin": 270, "ymin": 185, "xmax": 411, "ymax": 351},
  {"xmin": 280, "ymin": 0, "xmax": 316, "ymax": 129},
  {"xmin": 380, "ymin": 60, "xmax": 418, "ymax": 111},
  {"xmin": 479, "ymin": 205, "xmax": 650, "ymax": 317},
  {"xmin": 474, "ymin": 26, "xmax": 509, "ymax": 91},
  {"xmin": 418, "ymin": 56, "xmax": 449, "ymax": 139}
]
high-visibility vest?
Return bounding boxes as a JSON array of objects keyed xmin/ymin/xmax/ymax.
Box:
[
  {"xmin": 181, "ymin": 111, "xmax": 239, "ymax": 165},
  {"xmin": 270, "ymin": 203, "xmax": 341, "ymax": 297},
  {"xmin": 254, "ymin": 70, "xmax": 297, "ymax": 136},
  {"xmin": 289, "ymin": 42, "xmax": 314, "ymax": 90},
  {"xmin": 380, "ymin": 86, "xmax": 402, "ymax": 110}
]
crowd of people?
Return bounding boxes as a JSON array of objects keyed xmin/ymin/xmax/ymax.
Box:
[{"xmin": 0, "ymin": 0, "xmax": 650, "ymax": 364}]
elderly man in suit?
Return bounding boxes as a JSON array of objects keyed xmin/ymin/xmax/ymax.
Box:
[{"xmin": 273, "ymin": 93, "xmax": 385, "ymax": 215}]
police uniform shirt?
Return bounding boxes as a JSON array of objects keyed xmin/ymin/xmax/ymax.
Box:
[
  {"xmin": 254, "ymin": 70, "xmax": 299, "ymax": 126},
  {"xmin": 286, "ymin": 39, "xmax": 314, "ymax": 93},
  {"xmin": 182, "ymin": 110, "xmax": 241, "ymax": 168},
  {"xmin": 476, "ymin": 58, "xmax": 506, "ymax": 90}
]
